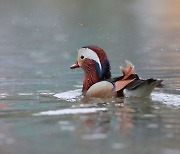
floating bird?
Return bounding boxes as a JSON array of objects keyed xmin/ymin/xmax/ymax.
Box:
[{"xmin": 70, "ymin": 45, "xmax": 162, "ymax": 98}]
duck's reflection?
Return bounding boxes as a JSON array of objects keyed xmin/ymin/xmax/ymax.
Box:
[{"xmin": 69, "ymin": 97, "xmax": 154, "ymax": 139}]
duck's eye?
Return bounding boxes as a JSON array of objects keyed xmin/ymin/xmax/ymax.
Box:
[{"xmin": 80, "ymin": 55, "xmax": 84, "ymax": 59}]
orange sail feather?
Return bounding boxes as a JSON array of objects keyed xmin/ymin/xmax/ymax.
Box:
[{"xmin": 115, "ymin": 60, "xmax": 135, "ymax": 92}]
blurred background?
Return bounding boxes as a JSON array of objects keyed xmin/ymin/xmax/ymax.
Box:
[
  {"xmin": 0, "ymin": 0, "xmax": 179, "ymax": 92},
  {"xmin": 0, "ymin": 0, "xmax": 180, "ymax": 154}
]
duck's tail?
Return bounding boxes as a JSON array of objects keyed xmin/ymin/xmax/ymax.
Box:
[
  {"xmin": 120, "ymin": 60, "xmax": 135, "ymax": 80},
  {"xmin": 123, "ymin": 79, "xmax": 163, "ymax": 97}
]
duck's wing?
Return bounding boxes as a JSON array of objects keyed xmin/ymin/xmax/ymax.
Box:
[{"xmin": 126, "ymin": 78, "xmax": 163, "ymax": 90}]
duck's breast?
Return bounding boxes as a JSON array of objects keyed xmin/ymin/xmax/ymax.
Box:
[{"xmin": 86, "ymin": 81, "xmax": 115, "ymax": 98}]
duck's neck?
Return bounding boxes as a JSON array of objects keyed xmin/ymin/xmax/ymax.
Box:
[{"xmin": 82, "ymin": 66, "xmax": 99, "ymax": 95}]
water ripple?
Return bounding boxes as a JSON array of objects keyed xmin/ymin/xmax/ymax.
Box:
[{"xmin": 33, "ymin": 107, "xmax": 107, "ymax": 116}]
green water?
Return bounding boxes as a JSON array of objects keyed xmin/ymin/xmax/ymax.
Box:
[{"xmin": 0, "ymin": 0, "xmax": 180, "ymax": 154}]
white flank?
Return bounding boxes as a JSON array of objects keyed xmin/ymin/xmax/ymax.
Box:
[{"xmin": 33, "ymin": 107, "xmax": 107, "ymax": 116}]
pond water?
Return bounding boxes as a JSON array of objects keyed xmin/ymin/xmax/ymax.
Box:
[{"xmin": 0, "ymin": 0, "xmax": 180, "ymax": 154}]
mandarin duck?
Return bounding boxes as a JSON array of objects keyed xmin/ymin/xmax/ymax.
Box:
[{"xmin": 70, "ymin": 45, "xmax": 162, "ymax": 98}]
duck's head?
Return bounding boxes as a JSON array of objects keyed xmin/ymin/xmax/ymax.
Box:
[{"xmin": 70, "ymin": 45, "xmax": 111, "ymax": 80}]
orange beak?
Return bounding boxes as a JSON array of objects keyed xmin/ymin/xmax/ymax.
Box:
[{"xmin": 70, "ymin": 61, "xmax": 80, "ymax": 69}]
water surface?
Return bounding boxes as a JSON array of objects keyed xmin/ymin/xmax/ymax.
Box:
[{"xmin": 0, "ymin": 0, "xmax": 180, "ymax": 154}]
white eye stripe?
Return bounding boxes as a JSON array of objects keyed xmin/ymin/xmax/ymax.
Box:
[{"xmin": 78, "ymin": 48, "xmax": 102, "ymax": 71}]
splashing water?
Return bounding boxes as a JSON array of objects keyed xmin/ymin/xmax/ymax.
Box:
[
  {"xmin": 53, "ymin": 89, "xmax": 180, "ymax": 107},
  {"xmin": 53, "ymin": 89, "xmax": 82, "ymax": 102},
  {"xmin": 151, "ymin": 92, "xmax": 180, "ymax": 107}
]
